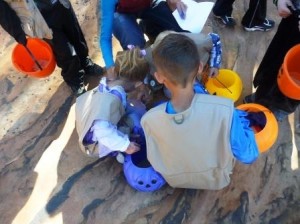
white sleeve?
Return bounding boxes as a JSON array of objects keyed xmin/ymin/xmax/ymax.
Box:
[{"xmin": 91, "ymin": 120, "xmax": 130, "ymax": 152}]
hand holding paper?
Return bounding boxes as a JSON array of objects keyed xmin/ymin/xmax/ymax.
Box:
[
  {"xmin": 176, "ymin": 1, "xmax": 187, "ymax": 19},
  {"xmin": 173, "ymin": 0, "xmax": 214, "ymax": 33}
]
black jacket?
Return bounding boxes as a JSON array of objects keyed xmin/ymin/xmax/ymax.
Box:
[
  {"xmin": 0, "ymin": 0, "xmax": 26, "ymax": 45},
  {"xmin": 34, "ymin": 0, "xmax": 56, "ymax": 11}
]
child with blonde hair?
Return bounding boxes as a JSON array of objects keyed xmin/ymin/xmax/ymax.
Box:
[
  {"xmin": 75, "ymin": 47, "xmax": 149, "ymax": 158},
  {"xmin": 76, "ymin": 47, "xmax": 166, "ymax": 192}
]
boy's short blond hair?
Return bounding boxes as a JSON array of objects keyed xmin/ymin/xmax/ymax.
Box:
[
  {"xmin": 115, "ymin": 47, "xmax": 149, "ymax": 82},
  {"xmin": 152, "ymin": 33, "xmax": 200, "ymax": 87}
]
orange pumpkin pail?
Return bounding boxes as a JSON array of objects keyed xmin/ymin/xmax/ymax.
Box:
[
  {"xmin": 237, "ymin": 103, "xmax": 278, "ymax": 153},
  {"xmin": 12, "ymin": 37, "xmax": 56, "ymax": 78},
  {"xmin": 277, "ymin": 44, "xmax": 300, "ymax": 100}
]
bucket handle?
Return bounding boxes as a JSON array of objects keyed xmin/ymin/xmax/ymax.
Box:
[
  {"xmin": 24, "ymin": 45, "xmax": 43, "ymax": 71},
  {"xmin": 214, "ymin": 77, "xmax": 233, "ymax": 93},
  {"xmin": 278, "ymin": 66, "xmax": 283, "ymax": 79}
]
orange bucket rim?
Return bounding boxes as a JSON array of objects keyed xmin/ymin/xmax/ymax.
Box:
[
  {"xmin": 11, "ymin": 38, "xmax": 56, "ymax": 78},
  {"xmin": 277, "ymin": 44, "xmax": 300, "ymax": 100},
  {"xmin": 237, "ymin": 103, "xmax": 278, "ymax": 153}
]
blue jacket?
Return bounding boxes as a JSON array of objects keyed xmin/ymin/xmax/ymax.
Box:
[{"xmin": 100, "ymin": 0, "xmax": 119, "ymax": 69}]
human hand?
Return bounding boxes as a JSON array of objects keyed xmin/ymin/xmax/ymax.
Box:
[
  {"xmin": 106, "ymin": 66, "xmax": 117, "ymax": 81},
  {"xmin": 17, "ymin": 35, "xmax": 27, "ymax": 46},
  {"xmin": 167, "ymin": 0, "xmax": 187, "ymax": 19},
  {"xmin": 277, "ymin": 0, "xmax": 294, "ymax": 18},
  {"xmin": 125, "ymin": 142, "xmax": 140, "ymax": 154},
  {"xmin": 208, "ymin": 68, "xmax": 219, "ymax": 78}
]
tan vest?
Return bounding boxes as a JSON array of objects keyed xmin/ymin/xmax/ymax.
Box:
[
  {"xmin": 75, "ymin": 88, "xmax": 125, "ymax": 157},
  {"xmin": 4, "ymin": 0, "xmax": 53, "ymax": 39},
  {"xmin": 141, "ymin": 94, "xmax": 235, "ymax": 190}
]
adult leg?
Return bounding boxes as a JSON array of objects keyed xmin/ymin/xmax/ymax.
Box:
[
  {"xmin": 212, "ymin": 0, "xmax": 236, "ymax": 16},
  {"xmin": 41, "ymin": 4, "xmax": 85, "ymax": 93},
  {"xmin": 113, "ymin": 13, "xmax": 146, "ymax": 50},
  {"xmin": 59, "ymin": 4, "xmax": 89, "ymax": 65},
  {"xmin": 46, "ymin": 29, "xmax": 85, "ymax": 89},
  {"xmin": 140, "ymin": 1, "xmax": 185, "ymax": 40},
  {"xmin": 242, "ymin": 0, "xmax": 265, "ymax": 26},
  {"xmin": 212, "ymin": 0, "xmax": 236, "ymax": 26},
  {"xmin": 58, "ymin": 3, "xmax": 103, "ymax": 76},
  {"xmin": 253, "ymin": 16, "xmax": 300, "ymax": 114},
  {"xmin": 241, "ymin": 0, "xmax": 274, "ymax": 31}
]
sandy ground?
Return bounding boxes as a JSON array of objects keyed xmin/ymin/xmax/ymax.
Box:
[{"xmin": 1, "ymin": 1, "xmax": 300, "ymax": 224}]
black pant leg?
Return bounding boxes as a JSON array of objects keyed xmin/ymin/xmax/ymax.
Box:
[
  {"xmin": 40, "ymin": 3, "xmax": 85, "ymax": 87},
  {"xmin": 45, "ymin": 30, "xmax": 84, "ymax": 87},
  {"xmin": 241, "ymin": 0, "xmax": 266, "ymax": 27},
  {"xmin": 254, "ymin": 16, "xmax": 300, "ymax": 113},
  {"xmin": 140, "ymin": 2, "xmax": 185, "ymax": 41},
  {"xmin": 212, "ymin": 0, "xmax": 236, "ymax": 16},
  {"xmin": 60, "ymin": 4, "xmax": 89, "ymax": 66}
]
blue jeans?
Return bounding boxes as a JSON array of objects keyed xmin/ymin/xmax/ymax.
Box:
[
  {"xmin": 113, "ymin": 2, "xmax": 184, "ymax": 50},
  {"xmin": 113, "ymin": 13, "xmax": 145, "ymax": 50}
]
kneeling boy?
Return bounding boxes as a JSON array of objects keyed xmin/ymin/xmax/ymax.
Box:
[{"xmin": 141, "ymin": 34, "xmax": 259, "ymax": 190}]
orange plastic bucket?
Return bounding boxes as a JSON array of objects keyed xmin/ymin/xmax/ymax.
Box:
[
  {"xmin": 237, "ymin": 103, "xmax": 278, "ymax": 153},
  {"xmin": 12, "ymin": 38, "xmax": 56, "ymax": 78},
  {"xmin": 205, "ymin": 69, "xmax": 243, "ymax": 102},
  {"xmin": 277, "ymin": 44, "xmax": 300, "ymax": 100}
]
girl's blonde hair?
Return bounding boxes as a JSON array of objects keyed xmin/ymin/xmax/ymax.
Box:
[{"xmin": 115, "ymin": 47, "xmax": 149, "ymax": 82}]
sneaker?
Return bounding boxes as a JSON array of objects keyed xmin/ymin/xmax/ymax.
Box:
[
  {"xmin": 243, "ymin": 19, "xmax": 275, "ymax": 32},
  {"xmin": 83, "ymin": 57, "xmax": 105, "ymax": 77},
  {"xmin": 107, "ymin": 151, "xmax": 125, "ymax": 164},
  {"xmin": 214, "ymin": 14, "xmax": 236, "ymax": 27},
  {"xmin": 116, "ymin": 152, "xmax": 125, "ymax": 164},
  {"xmin": 69, "ymin": 84, "xmax": 86, "ymax": 97},
  {"xmin": 243, "ymin": 93, "xmax": 256, "ymax": 104}
]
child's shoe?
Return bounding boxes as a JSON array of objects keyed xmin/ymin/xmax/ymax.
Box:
[
  {"xmin": 243, "ymin": 19, "xmax": 275, "ymax": 32},
  {"xmin": 213, "ymin": 14, "xmax": 236, "ymax": 27},
  {"xmin": 116, "ymin": 152, "xmax": 125, "ymax": 164},
  {"xmin": 69, "ymin": 83, "xmax": 86, "ymax": 97},
  {"xmin": 83, "ymin": 57, "xmax": 105, "ymax": 77}
]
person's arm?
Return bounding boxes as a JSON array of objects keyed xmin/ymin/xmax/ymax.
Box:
[
  {"xmin": 91, "ymin": 120, "xmax": 139, "ymax": 154},
  {"xmin": 0, "ymin": 0, "xmax": 27, "ymax": 46},
  {"xmin": 166, "ymin": 0, "xmax": 187, "ymax": 19},
  {"xmin": 100, "ymin": 0, "xmax": 117, "ymax": 70},
  {"xmin": 230, "ymin": 109, "xmax": 259, "ymax": 164},
  {"xmin": 277, "ymin": 0, "xmax": 294, "ymax": 17},
  {"xmin": 208, "ymin": 33, "xmax": 222, "ymax": 77}
]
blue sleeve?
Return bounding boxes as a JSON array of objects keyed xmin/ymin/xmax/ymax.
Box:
[
  {"xmin": 100, "ymin": 0, "xmax": 118, "ymax": 68},
  {"xmin": 208, "ymin": 33, "xmax": 222, "ymax": 69},
  {"xmin": 193, "ymin": 81, "xmax": 209, "ymax": 94},
  {"xmin": 230, "ymin": 109, "xmax": 259, "ymax": 164}
]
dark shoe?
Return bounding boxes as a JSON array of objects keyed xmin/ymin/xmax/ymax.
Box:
[
  {"xmin": 69, "ymin": 84, "xmax": 86, "ymax": 97},
  {"xmin": 243, "ymin": 93, "xmax": 256, "ymax": 104},
  {"xmin": 243, "ymin": 19, "xmax": 275, "ymax": 32},
  {"xmin": 213, "ymin": 14, "xmax": 236, "ymax": 27},
  {"xmin": 83, "ymin": 57, "xmax": 105, "ymax": 77}
]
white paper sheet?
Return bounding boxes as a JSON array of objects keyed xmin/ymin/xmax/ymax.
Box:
[{"xmin": 173, "ymin": 0, "xmax": 214, "ymax": 33}]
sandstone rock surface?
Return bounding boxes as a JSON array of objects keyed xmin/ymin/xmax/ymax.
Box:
[{"xmin": 1, "ymin": 1, "xmax": 300, "ymax": 223}]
